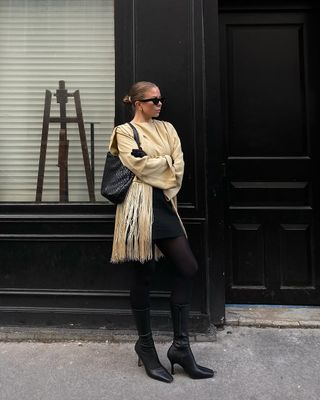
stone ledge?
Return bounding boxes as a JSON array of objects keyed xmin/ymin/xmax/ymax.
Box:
[
  {"xmin": 225, "ymin": 318, "xmax": 320, "ymax": 328},
  {"xmin": 225, "ymin": 306, "xmax": 320, "ymax": 329},
  {"xmin": 298, "ymin": 320, "xmax": 320, "ymax": 328},
  {"xmin": 0, "ymin": 325, "xmax": 217, "ymax": 343}
]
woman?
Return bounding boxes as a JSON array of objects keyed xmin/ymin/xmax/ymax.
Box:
[{"xmin": 109, "ymin": 81, "xmax": 214, "ymax": 382}]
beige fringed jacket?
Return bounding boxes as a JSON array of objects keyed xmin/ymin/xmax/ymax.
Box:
[{"xmin": 108, "ymin": 119, "xmax": 186, "ymax": 263}]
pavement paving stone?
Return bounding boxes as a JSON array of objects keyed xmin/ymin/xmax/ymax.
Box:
[
  {"xmin": 298, "ymin": 320, "xmax": 320, "ymax": 328},
  {"xmin": 271, "ymin": 320, "xmax": 300, "ymax": 328}
]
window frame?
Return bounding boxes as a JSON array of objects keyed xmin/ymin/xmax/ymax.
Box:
[{"xmin": 0, "ymin": 0, "xmax": 132, "ymax": 211}]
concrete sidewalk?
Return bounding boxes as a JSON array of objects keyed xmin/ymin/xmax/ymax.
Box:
[
  {"xmin": 1, "ymin": 326, "xmax": 320, "ymax": 400},
  {"xmin": 1, "ymin": 306, "xmax": 320, "ymax": 400}
]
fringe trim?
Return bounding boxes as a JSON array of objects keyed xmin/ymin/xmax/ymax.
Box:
[{"xmin": 111, "ymin": 182, "xmax": 157, "ymax": 263}]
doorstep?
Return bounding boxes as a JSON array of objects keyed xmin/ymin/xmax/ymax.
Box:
[{"xmin": 225, "ymin": 305, "xmax": 320, "ymax": 328}]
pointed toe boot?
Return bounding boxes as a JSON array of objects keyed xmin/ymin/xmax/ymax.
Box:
[
  {"xmin": 132, "ymin": 308, "xmax": 173, "ymax": 383},
  {"xmin": 167, "ymin": 303, "xmax": 215, "ymax": 379}
]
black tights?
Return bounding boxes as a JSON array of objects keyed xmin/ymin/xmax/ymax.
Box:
[{"xmin": 130, "ymin": 236, "xmax": 198, "ymax": 309}]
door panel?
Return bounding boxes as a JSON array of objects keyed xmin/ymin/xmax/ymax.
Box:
[
  {"xmin": 220, "ymin": 9, "xmax": 320, "ymax": 304},
  {"xmin": 227, "ymin": 23, "xmax": 307, "ymax": 156}
]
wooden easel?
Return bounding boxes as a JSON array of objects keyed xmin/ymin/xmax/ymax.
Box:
[{"xmin": 36, "ymin": 80, "xmax": 95, "ymax": 202}]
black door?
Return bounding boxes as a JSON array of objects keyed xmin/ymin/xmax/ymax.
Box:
[{"xmin": 219, "ymin": 3, "xmax": 320, "ymax": 304}]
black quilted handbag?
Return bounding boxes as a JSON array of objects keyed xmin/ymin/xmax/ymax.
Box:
[{"xmin": 101, "ymin": 122, "xmax": 141, "ymax": 204}]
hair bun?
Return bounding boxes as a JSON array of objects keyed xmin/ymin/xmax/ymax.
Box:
[{"xmin": 122, "ymin": 95, "xmax": 132, "ymax": 105}]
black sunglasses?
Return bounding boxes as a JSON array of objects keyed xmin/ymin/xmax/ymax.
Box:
[{"xmin": 139, "ymin": 97, "xmax": 165, "ymax": 105}]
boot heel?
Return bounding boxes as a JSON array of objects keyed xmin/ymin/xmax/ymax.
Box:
[
  {"xmin": 138, "ymin": 356, "xmax": 142, "ymax": 367},
  {"xmin": 170, "ymin": 362, "xmax": 175, "ymax": 375}
]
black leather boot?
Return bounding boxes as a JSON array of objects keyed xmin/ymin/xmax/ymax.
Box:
[
  {"xmin": 167, "ymin": 303, "xmax": 215, "ymax": 379},
  {"xmin": 132, "ymin": 307, "xmax": 173, "ymax": 383}
]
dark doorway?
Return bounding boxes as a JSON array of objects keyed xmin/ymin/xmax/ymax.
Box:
[{"xmin": 219, "ymin": 1, "xmax": 320, "ymax": 304}]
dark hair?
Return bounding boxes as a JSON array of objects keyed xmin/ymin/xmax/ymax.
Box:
[{"xmin": 122, "ymin": 81, "xmax": 158, "ymax": 106}]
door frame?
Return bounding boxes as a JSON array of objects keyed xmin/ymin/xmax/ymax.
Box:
[
  {"xmin": 205, "ymin": 0, "xmax": 320, "ymax": 321},
  {"xmin": 203, "ymin": 0, "xmax": 227, "ymax": 325}
]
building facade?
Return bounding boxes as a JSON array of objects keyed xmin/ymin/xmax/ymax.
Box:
[{"xmin": 0, "ymin": 0, "xmax": 319, "ymax": 330}]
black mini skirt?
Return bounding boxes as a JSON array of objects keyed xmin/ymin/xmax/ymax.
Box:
[{"xmin": 152, "ymin": 187, "xmax": 184, "ymax": 240}]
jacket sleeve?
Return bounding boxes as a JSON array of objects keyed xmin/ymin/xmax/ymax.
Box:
[
  {"xmin": 109, "ymin": 126, "xmax": 177, "ymax": 190},
  {"xmin": 162, "ymin": 122, "xmax": 185, "ymax": 201}
]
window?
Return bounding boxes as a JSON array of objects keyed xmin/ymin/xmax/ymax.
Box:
[{"xmin": 0, "ymin": 0, "xmax": 114, "ymax": 202}]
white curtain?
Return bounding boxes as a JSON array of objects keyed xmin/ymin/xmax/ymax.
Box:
[{"xmin": 0, "ymin": 0, "xmax": 114, "ymax": 202}]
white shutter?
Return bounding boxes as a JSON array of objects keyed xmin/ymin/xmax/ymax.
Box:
[{"xmin": 0, "ymin": 0, "xmax": 114, "ymax": 202}]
